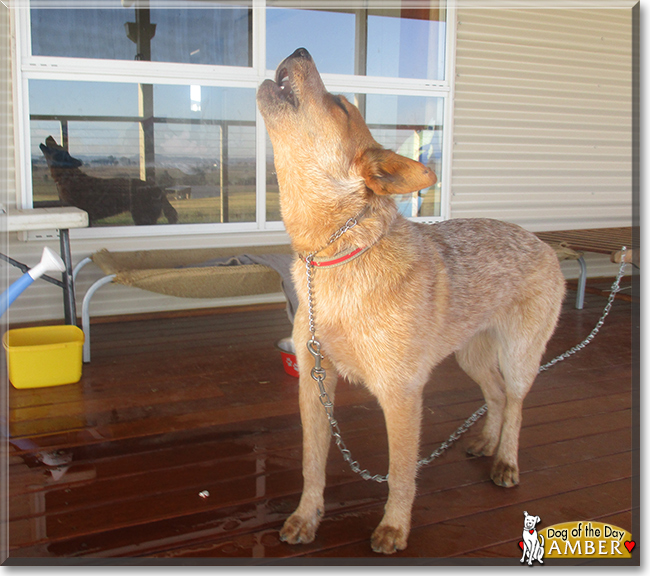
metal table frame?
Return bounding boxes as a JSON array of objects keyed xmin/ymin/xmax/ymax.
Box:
[{"xmin": 2, "ymin": 207, "xmax": 89, "ymax": 325}]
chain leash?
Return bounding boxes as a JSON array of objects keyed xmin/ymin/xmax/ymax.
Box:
[
  {"xmin": 305, "ymin": 231, "xmax": 629, "ymax": 483},
  {"xmin": 304, "ymin": 208, "xmax": 391, "ymax": 482}
]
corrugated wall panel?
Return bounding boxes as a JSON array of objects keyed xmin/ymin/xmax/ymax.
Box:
[
  {"xmin": 0, "ymin": 7, "xmax": 13, "ymax": 195},
  {"xmin": 451, "ymin": 7, "xmax": 633, "ymax": 235}
]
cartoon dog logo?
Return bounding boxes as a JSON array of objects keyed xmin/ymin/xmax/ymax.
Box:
[{"xmin": 521, "ymin": 511, "xmax": 545, "ymax": 565}]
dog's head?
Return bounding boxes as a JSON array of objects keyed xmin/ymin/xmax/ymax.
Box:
[
  {"xmin": 257, "ymin": 48, "xmax": 436, "ymax": 202},
  {"xmin": 39, "ymin": 136, "xmax": 83, "ymax": 169},
  {"xmin": 523, "ymin": 511, "xmax": 541, "ymax": 530}
]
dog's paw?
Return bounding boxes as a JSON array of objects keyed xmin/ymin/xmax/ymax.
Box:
[
  {"xmin": 466, "ymin": 436, "xmax": 497, "ymax": 457},
  {"xmin": 371, "ymin": 524, "xmax": 408, "ymax": 555},
  {"xmin": 279, "ymin": 512, "xmax": 320, "ymax": 545},
  {"xmin": 491, "ymin": 461, "xmax": 519, "ymax": 487}
]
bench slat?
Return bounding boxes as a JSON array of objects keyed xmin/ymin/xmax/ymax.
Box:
[{"xmin": 535, "ymin": 227, "xmax": 635, "ymax": 255}]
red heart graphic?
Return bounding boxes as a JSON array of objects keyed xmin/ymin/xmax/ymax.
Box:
[
  {"xmin": 518, "ymin": 541, "xmax": 524, "ymax": 550},
  {"xmin": 624, "ymin": 541, "xmax": 635, "ymax": 553},
  {"xmin": 529, "ymin": 529, "xmax": 535, "ymax": 534}
]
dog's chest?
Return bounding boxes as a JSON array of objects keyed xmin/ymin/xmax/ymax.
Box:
[
  {"xmin": 294, "ymin": 253, "xmax": 445, "ymax": 384},
  {"xmin": 321, "ymin": 338, "xmax": 367, "ymax": 385},
  {"xmin": 314, "ymin": 305, "xmax": 366, "ymax": 380},
  {"xmin": 303, "ymin": 278, "xmax": 374, "ymax": 379},
  {"xmin": 310, "ymin": 281, "xmax": 417, "ymax": 384}
]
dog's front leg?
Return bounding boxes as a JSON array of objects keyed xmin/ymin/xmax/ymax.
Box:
[
  {"xmin": 527, "ymin": 542, "xmax": 536, "ymax": 566},
  {"xmin": 280, "ymin": 324, "xmax": 338, "ymax": 546},
  {"xmin": 520, "ymin": 538, "xmax": 528, "ymax": 563},
  {"xmin": 371, "ymin": 385, "xmax": 424, "ymax": 554}
]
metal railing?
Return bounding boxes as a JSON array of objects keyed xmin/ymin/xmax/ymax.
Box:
[{"xmin": 32, "ymin": 113, "xmax": 442, "ymax": 223}]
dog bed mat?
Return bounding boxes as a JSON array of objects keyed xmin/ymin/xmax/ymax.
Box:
[{"xmin": 91, "ymin": 245, "xmax": 298, "ymax": 322}]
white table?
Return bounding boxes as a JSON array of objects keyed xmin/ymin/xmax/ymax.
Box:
[{"xmin": 3, "ymin": 207, "xmax": 89, "ymax": 324}]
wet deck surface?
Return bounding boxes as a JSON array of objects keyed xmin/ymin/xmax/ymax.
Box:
[{"xmin": 7, "ymin": 278, "xmax": 638, "ymax": 564}]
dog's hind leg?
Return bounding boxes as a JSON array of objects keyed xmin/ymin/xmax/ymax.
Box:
[
  {"xmin": 279, "ymin": 312, "xmax": 338, "ymax": 546},
  {"xmin": 456, "ymin": 331, "xmax": 506, "ymax": 458},
  {"xmin": 491, "ymin": 293, "xmax": 562, "ymax": 487}
]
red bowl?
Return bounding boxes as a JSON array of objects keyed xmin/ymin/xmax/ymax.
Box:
[{"xmin": 276, "ymin": 337, "xmax": 299, "ymax": 378}]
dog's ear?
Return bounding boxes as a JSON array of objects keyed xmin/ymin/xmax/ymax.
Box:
[
  {"xmin": 45, "ymin": 136, "xmax": 63, "ymax": 150},
  {"xmin": 356, "ymin": 148, "xmax": 436, "ymax": 196}
]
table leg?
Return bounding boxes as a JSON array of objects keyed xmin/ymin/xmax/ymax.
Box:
[
  {"xmin": 575, "ymin": 255, "xmax": 587, "ymax": 310},
  {"xmin": 59, "ymin": 229, "xmax": 78, "ymax": 326}
]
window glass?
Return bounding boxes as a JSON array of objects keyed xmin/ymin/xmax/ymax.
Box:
[
  {"xmin": 31, "ymin": 1, "xmax": 252, "ymax": 67},
  {"xmin": 366, "ymin": 8, "xmax": 446, "ymax": 80},
  {"xmin": 266, "ymin": 8, "xmax": 356, "ymax": 74},
  {"xmin": 30, "ymin": 80, "xmax": 256, "ymax": 226},
  {"xmin": 265, "ymin": 132, "xmax": 281, "ymax": 222},
  {"xmin": 266, "ymin": 3, "xmax": 444, "ymax": 80}
]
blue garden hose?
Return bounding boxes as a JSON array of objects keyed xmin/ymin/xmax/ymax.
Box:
[{"xmin": 0, "ymin": 247, "xmax": 65, "ymax": 317}]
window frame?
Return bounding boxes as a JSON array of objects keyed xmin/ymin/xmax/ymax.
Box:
[{"xmin": 12, "ymin": 1, "xmax": 456, "ymax": 241}]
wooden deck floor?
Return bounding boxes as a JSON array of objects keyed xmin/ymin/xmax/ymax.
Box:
[{"xmin": 6, "ymin": 278, "xmax": 638, "ymax": 565}]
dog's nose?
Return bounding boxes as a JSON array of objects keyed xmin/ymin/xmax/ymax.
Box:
[{"xmin": 290, "ymin": 47, "xmax": 311, "ymax": 61}]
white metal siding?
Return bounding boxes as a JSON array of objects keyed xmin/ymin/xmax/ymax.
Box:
[
  {"xmin": 1, "ymin": 6, "xmax": 15, "ymax": 319},
  {"xmin": 0, "ymin": 9, "xmax": 13, "ymax": 207},
  {"xmin": 451, "ymin": 7, "xmax": 633, "ymax": 231}
]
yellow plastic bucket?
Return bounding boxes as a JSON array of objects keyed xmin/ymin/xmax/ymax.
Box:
[{"xmin": 3, "ymin": 325, "xmax": 84, "ymax": 388}]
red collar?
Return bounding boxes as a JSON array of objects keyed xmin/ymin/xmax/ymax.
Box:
[
  {"xmin": 300, "ymin": 205, "xmax": 373, "ymax": 268},
  {"xmin": 308, "ymin": 245, "xmax": 370, "ymax": 268}
]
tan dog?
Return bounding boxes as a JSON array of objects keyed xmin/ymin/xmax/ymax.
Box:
[{"xmin": 257, "ymin": 48, "xmax": 565, "ymax": 555}]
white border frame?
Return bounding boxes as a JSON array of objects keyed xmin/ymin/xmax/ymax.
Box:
[{"xmin": 12, "ymin": 1, "xmax": 456, "ymax": 240}]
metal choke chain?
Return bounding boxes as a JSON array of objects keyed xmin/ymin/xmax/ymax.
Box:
[{"xmin": 305, "ymin": 234, "xmax": 629, "ymax": 483}]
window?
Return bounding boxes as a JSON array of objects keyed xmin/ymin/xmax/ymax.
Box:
[
  {"xmin": 15, "ymin": 1, "xmax": 454, "ymax": 237},
  {"xmin": 266, "ymin": 5, "xmax": 445, "ymax": 80},
  {"xmin": 30, "ymin": 3, "xmax": 252, "ymax": 65},
  {"xmin": 31, "ymin": 80, "xmax": 257, "ymax": 226}
]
